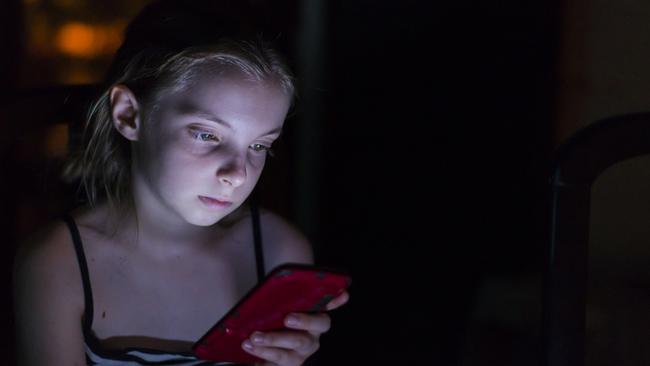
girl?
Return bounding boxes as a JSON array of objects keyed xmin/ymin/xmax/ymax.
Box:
[{"xmin": 13, "ymin": 1, "xmax": 349, "ymax": 365}]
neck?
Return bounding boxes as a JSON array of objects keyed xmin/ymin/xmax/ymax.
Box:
[{"xmin": 113, "ymin": 186, "xmax": 220, "ymax": 259}]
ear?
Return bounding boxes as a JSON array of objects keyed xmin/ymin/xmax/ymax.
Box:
[{"xmin": 110, "ymin": 85, "xmax": 142, "ymax": 141}]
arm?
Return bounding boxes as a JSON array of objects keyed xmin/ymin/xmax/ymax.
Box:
[{"xmin": 13, "ymin": 224, "xmax": 87, "ymax": 366}]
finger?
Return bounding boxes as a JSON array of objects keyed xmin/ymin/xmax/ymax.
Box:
[
  {"xmin": 325, "ymin": 291, "xmax": 350, "ymax": 311},
  {"xmin": 249, "ymin": 330, "xmax": 319, "ymax": 355},
  {"xmin": 242, "ymin": 341, "xmax": 304, "ymax": 366},
  {"xmin": 284, "ymin": 312, "xmax": 331, "ymax": 333}
]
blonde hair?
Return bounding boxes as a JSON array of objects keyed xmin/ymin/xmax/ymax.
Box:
[{"xmin": 61, "ymin": 38, "xmax": 295, "ymax": 217}]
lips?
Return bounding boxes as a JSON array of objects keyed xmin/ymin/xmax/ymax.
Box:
[{"xmin": 198, "ymin": 195, "xmax": 233, "ymax": 209}]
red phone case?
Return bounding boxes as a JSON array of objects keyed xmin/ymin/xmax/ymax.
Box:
[{"xmin": 192, "ymin": 263, "xmax": 351, "ymax": 364}]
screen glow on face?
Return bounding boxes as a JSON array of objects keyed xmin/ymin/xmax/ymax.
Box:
[{"xmin": 131, "ymin": 71, "xmax": 291, "ymax": 227}]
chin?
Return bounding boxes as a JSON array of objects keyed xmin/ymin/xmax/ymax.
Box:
[
  {"xmin": 192, "ymin": 218, "xmax": 221, "ymax": 227},
  {"xmin": 184, "ymin": 211, "xmax": 227, "ymax": 227}
]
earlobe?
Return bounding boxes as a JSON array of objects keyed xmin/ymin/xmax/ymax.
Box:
[{"xmin": 110, "ymin": 85, "xmax": 141, "ymax": 141}]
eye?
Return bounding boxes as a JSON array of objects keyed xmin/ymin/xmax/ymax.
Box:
[
  {"xmin": 250, "ymin": 143, "xmax": 269, "ymax": 152},
  {"xmin": 250, "ymin": 143, "xmax": 275, "ymax": 157},
  {"xmin": 190, "ymin": 129, "xmax": 220, "ymax": 143}
]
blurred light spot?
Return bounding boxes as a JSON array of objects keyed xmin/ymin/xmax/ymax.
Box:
[
  {"xmin": 56, "ymin": 22, "xmax": 96, "ymax": 57},
  {"xmin": 55, "ymin": 22, "xmax": 122, "ymax": 58}
]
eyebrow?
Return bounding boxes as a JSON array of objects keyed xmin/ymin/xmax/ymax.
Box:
[{"xmin": 174, "ymin": 102, "xmax": 283, "ymax": 136}]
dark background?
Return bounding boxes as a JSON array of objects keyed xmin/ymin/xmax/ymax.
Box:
[
  {"xmin": 312, "ymin": 2, "xmax": 558, "ymax": 364},
  {"xmin": 1, "ymin": 1, "xmax": 562, "ymax": 365}
]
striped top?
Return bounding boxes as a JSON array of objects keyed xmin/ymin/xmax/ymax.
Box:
[{"xmin": 61, "ymin": 203, "xmax": 265, "ymax": 365}]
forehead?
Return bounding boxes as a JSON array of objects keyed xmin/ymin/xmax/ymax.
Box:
[{"xmin": 158, "ymin": 70, "xmax": 291, "ymax": 130}]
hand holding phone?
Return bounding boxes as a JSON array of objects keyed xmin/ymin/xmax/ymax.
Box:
[{"xmin": 192, "ymin": 263, "xmax": 352, "ymax": 364}]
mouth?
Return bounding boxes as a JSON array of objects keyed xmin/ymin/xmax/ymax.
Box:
[{"xmin": 198, "ymin": 195, "xmax": 233, "ymax": 209}]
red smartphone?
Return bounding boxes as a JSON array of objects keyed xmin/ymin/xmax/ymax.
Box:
[{"xmin": 192, "ymin": 263, "xmax": 352, "ymax": 364}]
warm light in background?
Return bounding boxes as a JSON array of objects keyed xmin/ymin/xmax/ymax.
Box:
[
  {"xmin": 55, "ymin": 22, "xmax": 123, "ymax": 58},
  {"xmin": 56, "ymin": 22, "xmax": 94, "ymax": 57},
  {"xmin": 20, "ymin": 0, "xmax": 151, "ymax": 85}
]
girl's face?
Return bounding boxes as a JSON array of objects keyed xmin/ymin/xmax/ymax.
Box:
[{"xmin": 131, "ymin": 70, "xmax": 291, "ymax": 227}]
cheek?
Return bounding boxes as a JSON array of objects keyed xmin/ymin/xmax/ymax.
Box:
[
  {"xmin": 149, "ymin": 152, "xmax": 190, "ymax": 192},
  {"xmin": 247, "ymin": 153, "xmax": 270, "ymax": 183},
  {"xmin": 144, "ymin": 142, "xmax": 201, "ymax": 187},
  {"xmin": 248, "ymin": 154, "xmax": 267, "ymax": 172},
  {"xmin": 138, "ymin": 127, "xmax": 177, "ymax": 163}
]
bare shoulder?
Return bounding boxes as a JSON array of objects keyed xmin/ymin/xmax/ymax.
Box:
[
  {"xmin": 14, "ymin": 219, "xmax": 83, "ymax": 297},
  {"xmin": 258, "ymin": 208, "xmax": 314, "ymax": 271},
  {"xmin": 13, "ymin": 219, "xmax": 86, "ymax": 365}
]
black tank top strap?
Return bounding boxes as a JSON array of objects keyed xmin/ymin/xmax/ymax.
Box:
[
  {"xmin": 61, "ymin": 213, "xmax": 94, "ymax": 334},
  {"xmin": 249, "ymin": 192, "xmax": 266, "ymax": 283}
]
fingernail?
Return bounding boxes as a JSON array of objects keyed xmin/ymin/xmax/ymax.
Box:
[
  {"xmin": 252, "ymin": 332, "xmax": 265, "ymax": 344},
  {"xmin": 242, "ymin": 340, "xmax": 254, "ymax": 350},
  {"xmin": 286, "ymin": 315, "xmax": 300, "ymax": 327}
]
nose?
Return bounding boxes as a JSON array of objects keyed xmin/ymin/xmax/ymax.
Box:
[{"xmin": 217, "ymin": 155, "xmax": 247, "ymax": 188}]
